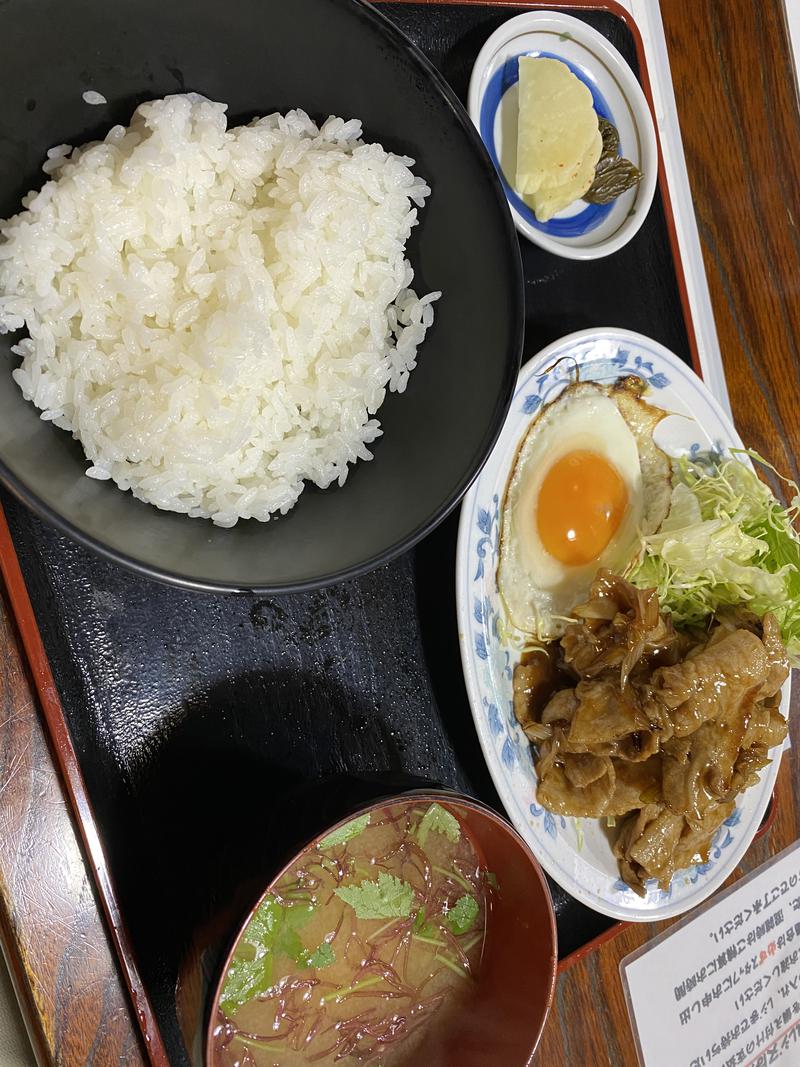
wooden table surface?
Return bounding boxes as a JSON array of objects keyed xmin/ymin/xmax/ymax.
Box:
[{"xmin": 1, "ymin": 1, "xmax": 799, "ymax": 1064}]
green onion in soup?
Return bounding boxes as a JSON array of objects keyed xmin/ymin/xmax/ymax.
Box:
[{"xmin": 210, "ymin": 801, "xmax": 494, "ymax": 1066}]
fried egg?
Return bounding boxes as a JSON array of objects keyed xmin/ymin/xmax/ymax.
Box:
[{"xmin": 497, "ymin": 380, "xmax": 670, "ymax": 639}]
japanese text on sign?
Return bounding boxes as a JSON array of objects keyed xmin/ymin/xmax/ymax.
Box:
[{"xmin": 621, "ymin": 841, "xmax": 800, "ymax": 1067}]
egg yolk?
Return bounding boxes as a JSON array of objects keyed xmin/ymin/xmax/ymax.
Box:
[{"xmin": 536, "ymin": 450, "xmax": 628, "ymax": 566}]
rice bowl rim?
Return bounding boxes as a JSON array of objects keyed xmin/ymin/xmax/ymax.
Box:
[{"xmin": 0, "ymin": 0, "xmax": 524, "ymax": 593}]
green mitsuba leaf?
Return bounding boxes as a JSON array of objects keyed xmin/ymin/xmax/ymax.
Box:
[
  {"xmin": 220, "ymin": 955, "xmax": 274, "ymax": 1017},
  {"xmin": 416, "ymin": 803, "xmax": 461, "ymax": 849},
  {"xmin": 302, "ymin": 942, "xmax": 335, "ymax": 969},
  {"xmin": 447, "ymin": 894, "xmax": 479, "ymax": 935},
  {"xmin": 220, "ymin": 896, "xmax": 327, "ymax": 1015},
  {"xmin": 412, "ymin": 908, "xmax": 438, "ymax": 939},
  {"xmin": 335, "ymin": 872, "xmax": 415, "ymax": 920},
  {"xmin": 319, "ymin": 813, "xmax": 370, "ymax": 850}
]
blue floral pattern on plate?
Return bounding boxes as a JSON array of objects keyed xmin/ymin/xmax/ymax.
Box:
[{"xmin": 457, "ymin": 329, "xmax": 789, "ymax": 921}]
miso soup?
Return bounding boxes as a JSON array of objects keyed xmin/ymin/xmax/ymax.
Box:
[{"xmin": 210, "ymin": 800, "xmax": 494, "ymax": 1066}]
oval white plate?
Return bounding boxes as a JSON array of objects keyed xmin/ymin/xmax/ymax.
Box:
[
  {"xmin": 467, "ymin": 10, "xmax": 658, "ymax": 260},
  {"xmin": 456, "ymin": 328, "xmax": 789, "ymax": 920}
]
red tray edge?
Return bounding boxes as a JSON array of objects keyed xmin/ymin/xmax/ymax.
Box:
[
  {"xmin": 0, "ymin": 506, "xmax": 172, "ymax": 1066},
  {"xmin": 0, "ymin": 2, "xmax": 717, "ymax": 1062}
]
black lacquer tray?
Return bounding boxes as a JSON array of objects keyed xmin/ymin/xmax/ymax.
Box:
[{"xmin": 0, "ymin": 3, "xmax": 704, "ymax": 1064}]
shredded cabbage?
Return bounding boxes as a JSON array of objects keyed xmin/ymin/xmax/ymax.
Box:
[{"xmin": 626, "ymin": 452, "xmax": 800, "ymax": 664}]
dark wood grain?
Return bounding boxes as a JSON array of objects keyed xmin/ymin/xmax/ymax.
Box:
[
  {"xmin": 0, "ymin": 582, "xmax": 146, "ymax": 1067},
  {"xmin": 0, "ymin": 1, "xmax": 798, "ymax": 1065}
]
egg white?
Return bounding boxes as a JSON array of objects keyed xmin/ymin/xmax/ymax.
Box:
[{"xmin": 498, "ymin": 387, "xmax": 644, "ymax": 639}]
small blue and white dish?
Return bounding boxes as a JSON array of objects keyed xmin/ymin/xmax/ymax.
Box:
[{"xmin": 468, "ymin": 10, "xmax": 658, "ymax": 260}]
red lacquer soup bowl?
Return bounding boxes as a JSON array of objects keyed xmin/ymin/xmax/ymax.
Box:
[{"xmin": 206, "ymin": 792, "xmax": 557, "ymax": 1067}]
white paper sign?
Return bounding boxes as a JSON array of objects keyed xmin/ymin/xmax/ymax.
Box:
[{"xmin": 621, "ymin": 841, "xmax": 800, "ymax": 1067}]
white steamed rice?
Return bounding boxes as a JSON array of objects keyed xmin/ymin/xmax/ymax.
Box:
[{"xmin": 0, "ymin": 94, "xmax": 439, "ymax": 526}]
